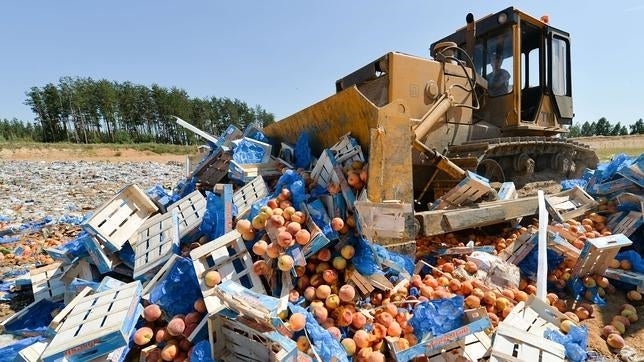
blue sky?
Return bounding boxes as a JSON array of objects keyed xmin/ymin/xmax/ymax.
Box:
[{"xmin": 1, "ymin": 1, "xmax": 642, "ymax": 126}]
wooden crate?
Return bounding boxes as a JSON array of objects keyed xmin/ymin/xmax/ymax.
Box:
[
  {"xmin": 30, "ymin": 262, "xmax": 66, "ymax": 302},
  {"xmin": 300, "ymin": 202, "xmax": 332, "ymax": 258},
  {"xmin": 490, "ymin": 296, "xmax": 567, "ymax": 362},
  {"xmin": 311, "ymin": 149, "xmax": 356, "ymax": 212},
  {"xmin": 618, "ymin": 154, "xmax": 644, "ymax": 187},
  {"xmin": 60, "ymin": 259, "xmax": 94, "ymax": 286},
  {"xmin": 547, "ymin": 233, "xmax": 581, "ymax": 260},
  {"xmin": 429, "ymin": 171, "xmax": 492, "ymax": 210},
  {"xmin": 141, "ymin": 254, "xmax": 183, "ymax": 299},
  {"xmin": 15, "ymin": 341, "xmax": 48, "ymax": 362},
  {"xmin": 190, "ymin": 231, "xmax": 265, "ymax": 313},
  {"xmin": 83, "ymin": 234, "xmax": 120, "ymax": 274},
  {"xmin": 82, "ymin": 184, "xmax": 158, "ymax": 252},
  {"xmin": 354, "ymin": 200, "xmax": 415, "ymax": 241},
  {"xmin": 41, "ymin": 281, "xmax": 143, "ymax": 362},
  {"xmin": 386, "ymin": 308, "xmax": 491, "ymax": 362},
  {"xmin": 604, "ymin": 268, "xmax": 644, "ymax": 293},
  {"xmin": 131, "ymin": 210, "xmax": 180, "ymax": 280},
  {"xmin": 423, "ymin": 330, "xmax": 491, "ymax": 362},
  {"xmin": 329, "ymin": 132, "xmax": 365, "ymax": 167},
  {"xmin": 50, "ymin": 286, "xmax": 94, "ymax": 331},
  {"xmin": 545, "ymin": 186, "xmax": 597, "ymax": 223},
  {"xmin": 498, "ymin": 227, "xmax": 537, "ymax": 264},
  {"xmin": 228, "ymin": 159, "xmax": 281, "ymax": 183},
  {"xmin": 0, "ymin": 298, "xmax": 57, "ymax": 334},
  {"xmin": 193, "ymin": 148, "xmax": 234, "ymax": 186},
  {"xmin": 167, "ymin": 190, "xmax": 207, "ymax": 239},
  {"xmin": 208, "ymin": 311, "xmax": 297, "ymax": 362},
  {"xmin": 571, "ymin": 233, "xmax": 633, "ymax": 278},
  {"xmin": 233, "ymin": 176, "xmax": 269, "ymax": 218},
  {"xmin": 234, "ymin": 137, "xmax": 273, "ymax": 163},
  {"xmin": 607, "ymin": 210, "xmax": 642, "ymax": 237}
]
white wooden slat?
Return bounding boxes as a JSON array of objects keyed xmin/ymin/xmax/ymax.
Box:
[
  {"xmin": 30, "ymin": 262, "xmax": 65, "ymax": 302},
  {"xmin": 233, "ymin": 176, "xmax": 268, "ymax": 218}
]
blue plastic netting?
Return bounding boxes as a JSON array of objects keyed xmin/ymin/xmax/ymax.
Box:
[
  {"xmin": 352, "ymin": 236, "xmax": 381, "ymax": 276},
  {"xmin": 544, "ymin": 325, "xmax": 588, "ymax": 362},
  {"xmin": 616, "ymin": 250, "xmax": 644, "ymax": 273},
  {"xmin": 290, "ymin": 303, "xmax": 348, "ymax": 362},
  {"xmin": 409, "ymin": 296, "xmax": 465, "ymax": 339},
  {"xmin": 271, "ymin": 170, "xmax": 307, "ymax": 209},
  {"xmin": 560, "ymin": 179, "xmax": 587, "ymax": 191},
  {"xmin": 149, "ymin": 257, "xmax": 201, "ymax": 317}
]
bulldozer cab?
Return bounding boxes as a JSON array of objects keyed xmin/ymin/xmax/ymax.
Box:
[{"xmin": 432, "ymin": 7, "xmax": 573, "ymax": 136}]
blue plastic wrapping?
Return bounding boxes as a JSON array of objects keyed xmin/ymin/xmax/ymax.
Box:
[
  {"xmin": 0, "ymin": 236, "xmax": 19, "ymax": 244},
  {"xmin": 544, "ymin": 325, "xmax": 588, "ymax": 362},
  {"xmin": 247, "ymin": 196, "xmax": 270, "ymax": 221},
  {"xmin": 569, "ymin": 277, "xmax": 606, "ymax": 306},
  {"xmin": 51, "ymin": 232, "xmax": 91, "ymax": 261},
  {"xmin": 2, "ymin": 299, "xmax": 64, "ymax": 336},
  {"xmin": 57, "ymin": 213, "xmax": 90, "ymax": 225},
  {"xmin": 244, "ymin": 125, "xmax": 270, "ymax": 144},
  {"xmin": 409, "ymin": 296, "xmax": 465, "ymax": 339},
  {"xmin": 0, "ymin": 336, "xmax": 46, "ymax": 362},
  {"xmin": 597, "ymin": 153, "xmax": 632, "ymax": 183},
  {"xmin": 148, "ymin": 256, "xmax": 202, "ymax": 317},
  {"xmin": 233, "ymin": 138, "xmax": 268, "ymax": 164},
  {"xmin": 560, "ymin": 179, "xmax": 587, "ymax": 191},
  {"xmin": 372, "ymin": 243, "xmax": 415, "ymax": 276},
  {"xmin": 191, "ymin": 340, "xmax": 216, "ymax": 362},
  {"xmin": 351, "ymin": 236, "xmax": 381, "ymax": 276},
  {"xmin": 200, "ymin": 191, "xmax": 227, "ymax": 241},
  {"xmin": 518, "ymin": 247, "xmax": 564, "ymax": 281},
  {"xmin": 290, "ymin": 303, "xmax": 348, "ymax": 362},
  {"xmin": 294, "ymin": 133, "xmax": 313, "ymax": 170},
  {"xmin": 616, "ymin": 250, "xmax": 644, "ymax": 273},
  {"xmin": 307, "ymin": 199, "xmax": 338, "ymax": 241},
  {"xmin": 118, "ymin": 241, "xmax": 135, "ymax": 268}
]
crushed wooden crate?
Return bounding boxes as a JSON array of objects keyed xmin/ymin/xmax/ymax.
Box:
[
  {"xmin": 131, "ymin": 210, "xmax": 180, "ymax": 280},
  {"xmin": 141, "ymin": 254, "xmax": 183, "ymax": 299},
  {"xmin": 300, "ymin": 202, "xmax": 332, "ymax": 258},
  {"xmin": 311, "ymin": 149, "xmax": 356, "ymax": 212},
  {"xmin": 49, "ymin": 286, "xmax": 94, "ymax": 332},
  {"xmin": 429, "ymin": 171, "xmax": 492, "ymax": 210},
  {"xmin": 571, "ymin": 233, "xmax": 633, "ymax": 278},
  {"xmin": 15, "ymin": 341, "xmax": 48, "ymax": 362},
  {"xmin": 547, "ymin": 233, "xmax": 581, "ymax": 260},
  {"xmin": 354, "ymin": 200, "xmax": 415, "ymax": 241},
  {"xmin": 386, "ymin": 308, "xmax": 491, "ymax": 362},
  {"xmin": 607, "ymin": 210, "xmax": 643, "ymax": 237},
  {"xmin": 194, "ymin": 148, "xmax": 234, "ymax": 185},
  {"xmin": 589, "ymin": 178, "xmax": 640, "ymax": 196},
  {"xmin": 167, "ymin": 190, "xmax": 207, "ymax": 239},
  {"xmin": 208, "ymin": 310, "xmax": 298, "ymax": 362},
  {"xmin": 329, "ymin": 132, "xmax": 365, "ymax": 167},
  {"xmin": 60, "ymin": 259, "xmax": 94, "ymax": 286},
  {"xmin": 30, "ymin": 262, "xmax": 65, "ymax": 302},
  {"xmin": 82, "ymin": 184, "xmax": 158, "ymax": 252},
  {"xmin": 498, "ymin": 227, "xmax": 537, "ymax": 264},
  {"xmin": 547, "ymin": 224, "xmax": 579, "ymax": 243},
  {"xmin": 41, "ymin": 281, "xmax": 143, "ymax": 362},
  {"xmin": 228, "ymin": 159, "xmax": 281, "ymax": 183},
  {"xmin": 490, "ymin": 296, "xmax": 567, "ymax": 362},
  {"xmin": 232, "ymin": 176, "xmax": 268, "ymax": 218},
  {"xmin": 212, "ymin": 279, "xmax": 288, "ymax": 331},
  {"xmin": 545, "ymin": 185, "xmax": 597, "ymax": 223},
  {"xmin": 83, "ymin": 234, "xmax": 120, "ymax": 274},
  {"xmin": 604, "ymin": 268, "xmax": 644, "ymax": 293},
  {"xmin": 190, "ymin": 230, "xmax": 265, "ymax": 313}
]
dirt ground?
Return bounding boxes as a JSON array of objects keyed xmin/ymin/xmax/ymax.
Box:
[{"xmin": 0, "ymin": 146, "xmax": 190, "ymax": 163}]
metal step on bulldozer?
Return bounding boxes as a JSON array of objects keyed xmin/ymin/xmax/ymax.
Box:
[{"xmin": 263, "ymin": 7, "xmax": 598, "ymax": 255}]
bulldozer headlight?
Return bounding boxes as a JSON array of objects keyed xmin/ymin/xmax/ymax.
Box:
[{"xmin": 497, "ymin": 12, "xmax": 508, "ymax": 24}]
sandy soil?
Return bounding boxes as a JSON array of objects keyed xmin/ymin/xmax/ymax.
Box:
[{"xmin": 0, "ymin": 146, "xmax": 190, "ymax": 163}]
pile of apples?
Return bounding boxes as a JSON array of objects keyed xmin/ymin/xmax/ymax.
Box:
[
  {"xmin": 601, "ymin": 304, "xmax": 638, "ymax": 350},
  {"xmin": 131, "ymin": 298, "xmax": 207, "ymax": 361}
]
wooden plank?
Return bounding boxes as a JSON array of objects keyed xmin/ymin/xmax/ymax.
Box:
[
  {"xmin": 49, "ymin": 286, "xmax": 93, "ymax": 331},
  {"xmin": 132, "ymin": 210, "xmax": 180, "ymax": 280},
  {"xmin": 167, "ymin": 190, "xmax": 207, "ymax": 239}
]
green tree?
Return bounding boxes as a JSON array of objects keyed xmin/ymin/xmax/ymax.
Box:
[
  {"xmin": 630, "ymin": 118, "xmax": 644, "ymax": 135},
  {"xmin": 568, "ymin": 124, "xmax": 581, "ymax": 137},
  {"xmin": 595, "ymin": 117, "xmax": 611, "ymax": 136}
]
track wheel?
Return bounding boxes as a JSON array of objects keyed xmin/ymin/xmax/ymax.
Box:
[{"xmin": 477, "ymin": 159, "xmax": 505, "ymax": 183}]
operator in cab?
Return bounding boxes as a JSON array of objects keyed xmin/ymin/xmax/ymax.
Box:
[{"xmin": 487, "ymin": 52, "xmax": 510, "ymax": 96}]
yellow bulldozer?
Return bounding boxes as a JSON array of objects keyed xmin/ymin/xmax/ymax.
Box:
[{"xmin": 263, "ymin": 7, "xmax": 598, "ymax": 253}]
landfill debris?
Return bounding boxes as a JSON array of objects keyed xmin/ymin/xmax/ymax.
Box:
[{"xmin": 0, "ymin": 124, "xmax": 642, "ymax": 361}]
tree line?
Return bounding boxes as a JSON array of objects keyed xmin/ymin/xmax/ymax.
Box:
[
  {"xmin": 568, "ymin": 117, "xmax": 644, "ymax": 137},
  {"xmin": 10, "ymin": 76, "xmax": 274, "ymax": 144}
]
